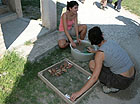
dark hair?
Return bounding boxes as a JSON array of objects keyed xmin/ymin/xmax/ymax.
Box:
[
  {"xmin": 88, "ymin": 26, "xmax": 104, "ymax": 45},
  {"xmin": 67, "ymin": 1, "xmax": 79, "ymax": 11}
]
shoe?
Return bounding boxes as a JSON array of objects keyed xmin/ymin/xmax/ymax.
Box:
[
  {"xmin": 114, "ymin": 5, "xmax": 117, "ymax": 9},
  {"xmin": 104, "ymin": 6, "xmax": 108, "ymax": 9},
  {"xmin": 116, "ymin": 9, "xmax": 120, "ymax": 12},
  {"xmin": 102, "ymin": 86, "xmax": 120, "ymax": 94}
]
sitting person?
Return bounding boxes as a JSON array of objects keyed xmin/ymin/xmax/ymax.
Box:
[
  {"xmin": 58, "ymin": 1, "xmax": 87, "ymax": 48},
  {"xmin": 70, "ymin": 26, "xmax": 136, "ymax": 101}
]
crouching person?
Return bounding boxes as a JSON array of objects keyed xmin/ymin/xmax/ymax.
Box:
[
  {"xmin": 70, "ymin": 26, "xmax": 136, "ymax": 101},
  {"xmin": 58, "ymin": 1, "xmax": 87, "ymax": 49}
]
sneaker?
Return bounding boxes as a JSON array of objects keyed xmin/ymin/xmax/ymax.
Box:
[
  {"xmin": 104, "ymin": 6, "xmax": 108, "ymax": 9},
  {"xmin": 114, "ymin": 5, "xmax": 116, "ymax": 9},
  {"xmin": 102, "ymin": 86, "xmax": 120, "ymax": 94},
  {"xmin": 116, "ymin": 9, "xmax": 120, "ymax": 12}
]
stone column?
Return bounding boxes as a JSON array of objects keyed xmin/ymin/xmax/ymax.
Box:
[
  {"xmin": 8, "ymin": 0, "xmax": 23, "ymax": 17},
  {"xmin": 40, "ymin": 0, "xmax": 57, "ymax": 31}
]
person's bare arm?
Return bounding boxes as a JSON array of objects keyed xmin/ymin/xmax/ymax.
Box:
[
  {"xmin": 70, "ymin": 51, "xmax": 104, "ymax": 101},
  {"xmin": 87, "ymin": 47, "xmax": 97, "ymax": 53},
  {"xmin": 62, "ymin": 13, "xmax": 76, "ymax": 47}
]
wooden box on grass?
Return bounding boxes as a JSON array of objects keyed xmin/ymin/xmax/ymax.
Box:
[{"xmin": 38, "ymin": 58, "xmax": 99, "ymax": 104}]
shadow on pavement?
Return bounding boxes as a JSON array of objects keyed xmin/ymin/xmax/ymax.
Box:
[
  {"xmin": 93, "ymin": 1, "xmax": 101, "ymax": 9},
  {"xmin": 1, "ymin": 19, "xmax": 30, "ymax": 49}
]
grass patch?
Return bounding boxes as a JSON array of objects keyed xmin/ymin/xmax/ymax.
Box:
[
  {"xmin": 24, "ymin": 40, "xmax": 33, "ymax": 46},
  {"xmin": 122, "ymin": 0, "xmax": 140, "ymax": 16},
  {"xmin": 0, "ymin": 51, "xmax": 26, "ymax": 104},
  {"xmin": 0, "ymin": 48, "xmax": 71, "ymax": 104}
]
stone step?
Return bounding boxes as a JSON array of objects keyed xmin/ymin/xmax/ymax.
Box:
[
  {"xmin": 0, "ymin": 12, "xmax": 17, "ymax": 24},
  {"xmin": 0, "ymin": 5, "xmax": 9, "ymax": 14}
]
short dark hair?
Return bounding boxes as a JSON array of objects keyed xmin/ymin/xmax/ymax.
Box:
[
  {"xmin": 67, "ymin": 1, "xmax": 79, "ymax": 11},
  {"xmin": 88, "ymin": 26, "xmax": 104, "ymax": 45}
]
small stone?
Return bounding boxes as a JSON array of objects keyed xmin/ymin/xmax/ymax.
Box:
[{"xmin": 3, "ymin": 72, "xmax": 7, "ymax": 76}]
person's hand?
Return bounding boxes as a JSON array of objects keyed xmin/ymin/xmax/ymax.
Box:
[
  {"xmin": 87, "ymin": 47, "xmax": 95, "ymax": 53},
  {"xmin": 70, "ymin": 91, "xmax": 81, "ymax": 102},
  {"xmin": 71, "ymin": 41, "xmax": 76, "ymax": 48},
  {"xmin": 77, "ymin": 38, "xmax": 81, "ymax": 45}
]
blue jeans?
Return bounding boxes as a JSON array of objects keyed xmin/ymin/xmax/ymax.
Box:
[{"xmin": 114, "ymin": 0, "xmax": 122, "ymax": 9}]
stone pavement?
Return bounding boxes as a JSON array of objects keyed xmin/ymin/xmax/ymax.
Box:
[
  {"xmin": 1, "ymin": 0, "xmax": 140, "ymax": 103},
  {"xmin": 0, "ymin": 17, "xmax": 58, "ymax": 61}
]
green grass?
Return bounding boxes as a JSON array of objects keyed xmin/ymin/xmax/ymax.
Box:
[
  {"xmin": 122, "ymin": 0, "xmax": 140, "ymax": 17},
  {"xmin": 0, "ymin": 51, "xmax": 25, "ymax": 104},
  {"xmin": 24, "ymin": 40, "xmax": 33, "ymax": 46},
  {"xmin": 0, "ymin": 47, "xmax": 90, "ymax": 104},
  {"xmin": 0, "ymin": 49, "xmax": 71, "ymax": 104}
]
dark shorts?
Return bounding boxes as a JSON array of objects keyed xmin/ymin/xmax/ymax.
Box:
[{"xmin": 99, "ymin": 66, "xmax": 136, "ymax": 90}]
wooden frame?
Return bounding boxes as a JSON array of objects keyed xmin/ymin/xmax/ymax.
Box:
[{"xmin": 38, "ymin": 58, "xmax": 99, "ymax": 104}]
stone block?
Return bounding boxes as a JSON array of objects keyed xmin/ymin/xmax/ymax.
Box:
[{"xmin": 40, "ymin": 0, "xmax": 57, "ymax": 31}]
